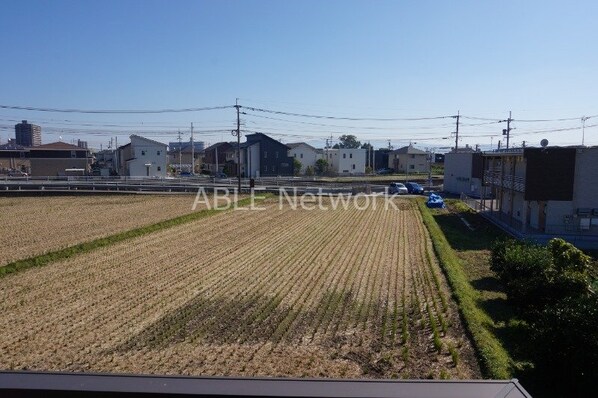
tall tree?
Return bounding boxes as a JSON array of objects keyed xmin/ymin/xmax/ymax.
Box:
[{"xmin": 332, "ymin": 134, "xmax": 361, "ymax": 149}]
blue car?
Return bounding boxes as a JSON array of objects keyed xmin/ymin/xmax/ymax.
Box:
[{"xmin": 404, "ymin": 182, "xmax": 424, "ymax": 194}]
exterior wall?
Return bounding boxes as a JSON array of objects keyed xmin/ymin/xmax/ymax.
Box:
[
  {"xmin": 572, "ymin": 148, "xmax": 598, "ymax": 209},
  {"xmin": 247, "ymin": 135, "xmax": 293, "ymax": 176},
  {"xmin": 544, "ymin": 201, "xmax": 574, "ymax": 233},
  {"xmin": 30, "ymin": 158, "xmax": 89, "ymax": 176},
  {"xmin": 327, "ymin": 149, "xmax": 366, "ymax": 175},
  {"xmin": 246, "ymin": 143, "xmax": 261, "ymax": 178},
  {"xmin": 125, "ymin": 136, "xmax": 167, "ymax": 178},
  {"xmin": 444, "ymin": 152, "xmax": 473, "ymax": 195},
  {"xmin": 389, "ymin": 153, "xmax": 428, "ymax": 172},
  {"xmin": 288, "ymin": 144, "xmax": 321, "ymax": 174}
]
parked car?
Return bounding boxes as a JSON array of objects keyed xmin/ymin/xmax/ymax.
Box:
[
  {"xmin": 376, "ymin": 167, "xmax": 394, "ymax": 175},
  {"xmin": 404, "ymin": 182, "xmax": 424, "ymax": 194},
  {"xmin": 388, "ymin": 182, "xmax": 408, "ymax": 194},
  {"xmin": 213, "ymin": 172, "xmax": 227, "ymax": 178},
  {"xmin": 8, "ymin": 170, "xmax": 28, "ymax": 177},
  {"xmin": 179, "ymin": 171, "xmax": 194, "ymax": 177}
]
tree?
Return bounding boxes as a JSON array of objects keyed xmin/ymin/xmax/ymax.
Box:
[
  {"xmin": 361, "ymin": 142, "xmax": 373, "ymax": 150},
  {"xmin": 315, "ymin": 158, "xmax": 328, "ymax": 175},
  {"xmin": 305, "ymin": 166, "xmax": 314, "ymax": 176},
  {"xmin": 293, "ymin": 158, "xmax": 302, "ymax": 176},
  {"xmin": 332, "ymin": 134, "xmax": 361, "ymax": 149}
]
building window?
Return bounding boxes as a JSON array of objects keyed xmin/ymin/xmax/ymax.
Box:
[
  {"xmin": 300, "ymin": 153, "xmax": 303, "ymax": 159},
  {"xmin": 410, "ymin": 154, "xmax": 415, "ymax": 159},
  {"xmin": 275, "ymin": 151, "xmax": 279, "ymax": 158},
  {"xmin": 157, "ymin": 166, "xmax": 161, "ymax": 171},
  {"xmin": 350, "ymin": 153, "xmax": 353, "ymax": 159},
  {"xmin": 294, "ymin": 153, "xmax": 297, "ymax": 158},
  {"xmin": 264, "ymin": 151, "xmax": 267, "ymax": 158},
  {"xmin": 409, "ymin": 164, "xmax": 415, "ymax": 170},
  {"xmin": 343, "ymin": 153, "xmax": 346, "ymax": 159},
  {"xmin": 70, "ymin": 151, "xmax": 76, "ymax": 158},
  {"xmin": 272, "ymin": 166, "xmax": 275, "ymax": 172},
  {"xmin": 157, "ymin": 150, "xmax": 161, "ymax": 156},
  {"xmin": 142, "ymin": 150, "xmax": 146, "ymax": 156},
  {"xmin": 352, "ymin": 164, "xmax": 355, "ymax": 169}
]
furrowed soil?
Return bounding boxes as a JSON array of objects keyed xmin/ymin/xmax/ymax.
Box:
[
  {"xmin": 0, "ymin": 196, "xmax": 480, "ymax": 379},
  {"xmin": 0, "ymin": 194, "xmax": 212, "ymax": 266}
]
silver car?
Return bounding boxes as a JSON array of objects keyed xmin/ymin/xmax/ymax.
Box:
[{"xmin": 388, "ymin": 182, "xmax": 408, "ymax": 194}]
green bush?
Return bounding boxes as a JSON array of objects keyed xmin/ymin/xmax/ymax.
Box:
[
  {"xmin": 490, "ymin": 239, "xmax": 591, "ymax": 312},
  {"xmin": 490, "ymin": 238, "xmax": 597, "ymax": 395}
]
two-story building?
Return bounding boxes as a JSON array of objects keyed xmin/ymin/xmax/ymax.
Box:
[
  {"xmin": 202, "ymin": 142, "xmax": 235, "ymax": 175},
  {"xmin": 324, "ymin": 148, "xmax": 366, "ymax": 175},
  {"xmin": 29, "ymin": 142, "xmax": 91, "ymax": 176},
  {"xmin": 117, "ymin": 135, "xmax": 167, "ymax": 178},
  {"xmin": 443, "ymin": 147, "xmax": 487, "ymax": 197},
  {"xmin": 242, "ymin": 133, "xmax": 294, "ymax": 177},
  {"xmin": 389, "ymin": 145, "xmax": 428, "ymax": 173},
  {"xmin": 479, "ymin": 146, "xmax": 598, "ymax": 248},
  {"xmin": 286, "ymin": 142, "xmax": 322, "ymax": 174}
]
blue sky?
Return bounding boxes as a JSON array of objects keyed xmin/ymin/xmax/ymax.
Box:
[{"xmin": 1, "ymin": 0, "xmax": 597, "ymax": 150}]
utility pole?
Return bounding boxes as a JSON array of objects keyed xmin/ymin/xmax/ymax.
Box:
[
  {"xmin": 190, "ymin": 122, "xmax": 195, "ymax": 174},
  {"xmin": 234, "ymin": 99, "xmax": 241, "ymax": 192},
  {"xmin": 177, "ymin": 130, "xmax": 182, "ymax": 174},
  {"xmin": 454, "ymin": 111, "xmax": 460, "ymax": 151},
  {"xmin": 582, "ymin": 116, "xmax": 589, "ymax": 146},
  {"xmin": 501, "ymin": 111, "xmax": 513, "ymax": 149}
]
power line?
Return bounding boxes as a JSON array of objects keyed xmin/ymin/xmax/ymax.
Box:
[
  {"xmin": 0, "ymin": 104, "xmax": 234, "ymax": 114},
  {"xmin": 242, "ymin": 106, "xmax": 455, "ymax": 121}
]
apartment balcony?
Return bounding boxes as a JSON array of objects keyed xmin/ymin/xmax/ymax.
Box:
[{"xmin": 483, "ymin": 170, "xmax": 525, "ymax": 192}]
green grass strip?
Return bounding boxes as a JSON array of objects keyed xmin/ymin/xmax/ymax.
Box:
[
  {"xmin": 0, "ymin": 194, "xmax": 270, "ymax": 279},
  {"xmin": 416, "ymin": 199, "xmax": 512, "ymax": 379}
]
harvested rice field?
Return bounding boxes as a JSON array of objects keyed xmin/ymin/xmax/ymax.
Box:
[
  {"xmin": 0, "ymin": 194, "xmax": 207, "ymax": 266},
  {"xmin": 0, "ymin": 196, "xmax": 480, "ymax": 379}
]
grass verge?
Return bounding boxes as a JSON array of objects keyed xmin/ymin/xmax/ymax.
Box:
[
  {"xmin": 0, "ymin": 195, "xmax": 270, "ymax": 279},
  {"xmin": 416, "ymin": 199, "xmax": 512, "ymax": 379}
]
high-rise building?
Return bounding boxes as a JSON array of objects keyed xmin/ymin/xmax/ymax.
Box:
[{"xmin": 15, "ymin": 120, "xmax": 42, "ymax": 147}]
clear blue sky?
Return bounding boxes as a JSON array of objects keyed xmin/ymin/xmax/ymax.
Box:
[{"xmin": 1, "ymin": 0, "xmax": 597, "ymax": 150}]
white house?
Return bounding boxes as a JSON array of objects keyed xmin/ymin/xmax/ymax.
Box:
[
  {"xmin": 325, "ymin": 148, "xmax": 366, "ymax": 175},
  {"xmin": 287, "ymin": 142, "xmax": 322, "ymax": 174},
  {"xmin": 117, "ymin": 135, "xmax": 167, "ymax": 178}
]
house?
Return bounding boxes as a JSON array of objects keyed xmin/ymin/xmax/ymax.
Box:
[
  {"xmin": 388, "ymin": 145, "xmax": 428, "ymax": 173},
  {"xmin": 241, "ymin": 133, "xmax": 294, "ymax": 177},
  {"xmin": 29, "ymin": 142, "xmax": 91, "ymax": 176},
  {"xmin": 286, "ymin": 142, "xmax": 322, "ymax": 174},
  {"xmin": 93, "ymin": 149, "xmax": 117, "ymax": 176},
  {"xmin": 443, "ymin": 148, "xmax": 488, "ymax": 197},
  {"xmin": 202, "ymin": 142, "xmax": 235, "ymax": 175},
  {"xmin": 117, "ymin": 135, "xmax": 167, "ymax": 178},
  {"xmin": 372, "ymin": 148, "xmax": 391, "ymax": 171},
  {"xmin": 168, "ymin": 143, "xmax": 203, "ymax": 174},
  {"xmin": 324, "ymin": 148, "xmax": 366, "ymax": 175},
  {"xmin": 479, "ymin": 146, "xmax": 598, "ymax": 248}
]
